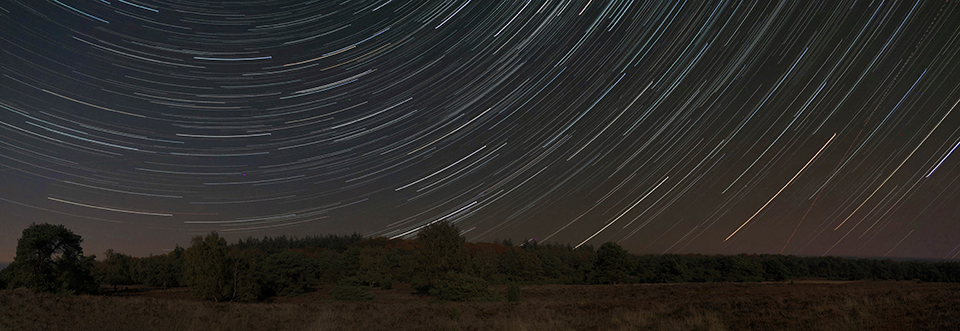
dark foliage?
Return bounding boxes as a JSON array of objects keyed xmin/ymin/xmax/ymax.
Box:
[
  {"xmin": 260, "ymin": 249, "xmax": 317, "ymax": 297},
  {"xmin": 428, "ymin": 271, "xmax": 494, "ymax": 302},
  {"xmin": 8, "ymin": 223, "xmax": 99, "ymax": 294},
  {"xmin": 330, "ymin": 277, "xmax": 373, "ymax": 301},
  {"xmin": 131, "ymin": 246, "xmax": 184, "ymax": 288},
  {"xmin": 507, "ymin": 284, "xmax": 521, "ymax": 302},
  {"xmin": 590, "ymin": 242, "xmax": 636, "ymax": 284},
  {"xmin": 183, "ymin": 232, "xmax": 233, "ymax": 302},
  {"xmin": 12, "ymin": 223, "xmax": 960, "ymax": 303},
  {"xmin": 414, "ymin": 221, "xmax": 470, "ymax": 292},
  {"xmin": 380, "ymin": 275, "xmax": 394, "ymax": 290},
  {"xmin": 0, "ymin": 264, "xmax": 10, "ymax": 289},
  {"xmin": 233, "ymin": 234, "xmax": 363, "ymax": 254},
  {"xmin": 95, "ymin": 249, "xmax": 135, "ymax": 288}
]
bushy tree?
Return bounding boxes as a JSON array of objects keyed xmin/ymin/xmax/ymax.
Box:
[
  {"xmin": 228, "ymin": 247, "xmax": 266, "ymax": 302},
  {"xmin": 762, "ymin": 258, "xmax": 790, "ymax": 281},
  {"xmin": 97, "ymin": 249, "xmax": 135, "ymax": 289},
  {"xmin": 132, "ymin": 247, "xmax": 184, "ymax": 288},
  {"xmin": 470, "ymin": 248, "xmax": 500, "ymax": 282},
  {"xmin": 719, "ymin": 255, "xmax": 764, "ymax": 282},
  {"xmin": 8, "ymin": 223, "xmax": 99, "ymax": 294},
  {"xmin": 261, "ymin": 249, "xmax": 315, "ymax": 297},
  {"xmin": 184, "ymin": 232, "xmax": 232, "ymax": 301},
  {"xmin": 356, "ymin": 246, "xmax": 389, "ymax": 287},
  {"xmin": 590, "ymin": 242, "xmax": 635, "ymax": 284},
  {"xmin": 313, "ymin": 249, "xmax": 341, "ymax": 284},
  {"xmin": 384, "ymin": 242, "xmax": 417, "ymax": 283},
  {"xmin": 499, "ymin": 248, "xmax": 543, "ymax": 282},
  {"xmin": 413, "ymin": 221, "xmax": 470, "ymax": 292},
  {"xmin": 656, "ymin": 254, "xmax": 690, "ymax": 283}
]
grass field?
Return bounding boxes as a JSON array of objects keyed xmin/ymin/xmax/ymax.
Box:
[{"xmin": 2, "ymin": 281, "xmax": 959, "ymax": 331}]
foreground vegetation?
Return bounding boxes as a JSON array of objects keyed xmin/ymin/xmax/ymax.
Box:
[
  {"xmin": 2, "ymin": 281, "xmax": 959, "ymax": 331},
  {"xmin": 3, "ymin": 221, "xmax": 960, "ymax": 303},
  {"xmin": 4, "ymin": 222, "xmax": 960, "ymax": 329}
]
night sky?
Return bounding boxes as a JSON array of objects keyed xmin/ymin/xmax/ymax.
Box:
[{"xmin": 2, "ymin": 0, "xmax": 960, "ymax": 261}]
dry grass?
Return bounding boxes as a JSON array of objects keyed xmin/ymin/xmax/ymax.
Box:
[{"xmin": 2, "ymin": 281, "xmax": 959, "ymax": 330}]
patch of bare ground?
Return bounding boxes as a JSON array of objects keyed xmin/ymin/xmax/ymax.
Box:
[{"xmin": 2, "ymin": 281, "xmax": 959, "ymax": 331}]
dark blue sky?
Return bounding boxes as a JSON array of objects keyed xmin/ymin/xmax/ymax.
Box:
[{"xmin": 2, "ymin": 0, "xmax": 960, "ymax": 261}]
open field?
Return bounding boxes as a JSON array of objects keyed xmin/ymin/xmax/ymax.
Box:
[{"xmin": 2, "ymin": 281, "xmax": 959, "ymax": 331}]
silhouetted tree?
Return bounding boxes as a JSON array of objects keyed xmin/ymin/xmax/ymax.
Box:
[
  {"xmin": 590, "ymin": 242, "xmax": 635, "ymax": 284},
  {"xmin": 8, "ymin": 223, "xmax": 99, "ymax": 294}
]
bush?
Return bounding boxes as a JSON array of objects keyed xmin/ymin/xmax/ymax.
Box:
[
  {"xmin": 331, "ymin": 277, "xmax": 373, "ymax": 301},
  {"xmin": 380, "ymin": 276, "xmax": 393, "ymax": 290},
  {"xmin": 507, "ymin": 284, "xmax": 521, "ymax": 302},
  {"xmin": 411, "ymin": 274, "xmax": 431, "ymax": 293},
  {"xmin": 429, "ymin": 271, "xmax": 494, "ymax": 302}
]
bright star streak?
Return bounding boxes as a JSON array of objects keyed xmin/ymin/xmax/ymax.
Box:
[{"xmin": 725, "ymin": 133, "xmax": 836, "ymax": 242}]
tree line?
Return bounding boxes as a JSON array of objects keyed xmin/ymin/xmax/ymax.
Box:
[{"xmin": 3, "ymin": 222, "xmax": 960, "ymax": 302}]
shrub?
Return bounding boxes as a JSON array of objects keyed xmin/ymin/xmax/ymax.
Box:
[
  {"xmin": 331, "ymin": 277, "xmax": 373, "ymax": 301},
  {"xmin": 380, "ymin": 275, "xmax": 393, "ymax": 290},
  {"xmin": 429, "ymin": 271, "xmax": 494, "ymax": 302},
  {"xmin": 507, "ymin": 284, "xmax": 521, "ymax": 302},
  {"xmin": 411, "ymin": 274, "xmax": 431, "ymax": 293}
]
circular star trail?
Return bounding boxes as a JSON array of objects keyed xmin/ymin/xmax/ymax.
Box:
[{"xmin": 2, "ymin": 0, "xmax": 960, "ymax": 260}]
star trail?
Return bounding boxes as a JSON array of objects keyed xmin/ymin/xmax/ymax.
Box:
[{"xmin": 2, "ymin": 0, "xmax": 960, "ymax": 261}]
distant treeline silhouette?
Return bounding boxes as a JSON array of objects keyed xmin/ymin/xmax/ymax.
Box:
[{"xmin": 3, "ymin": 222, "xmax": 960, "ymax": 302}]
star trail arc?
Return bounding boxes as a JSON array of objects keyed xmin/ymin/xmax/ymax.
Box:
[{"xmin": 1, "ymin": 0, "xmax": 960, "ymax": 260}]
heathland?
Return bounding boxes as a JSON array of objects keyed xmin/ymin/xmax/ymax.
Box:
[
  {"xmin": 3, "ymin": 281, "xmax": 960, "ymax": 330},
  {"xmin": 2, "ymin": 222, "xmax": 960, "ymax": 330}
]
